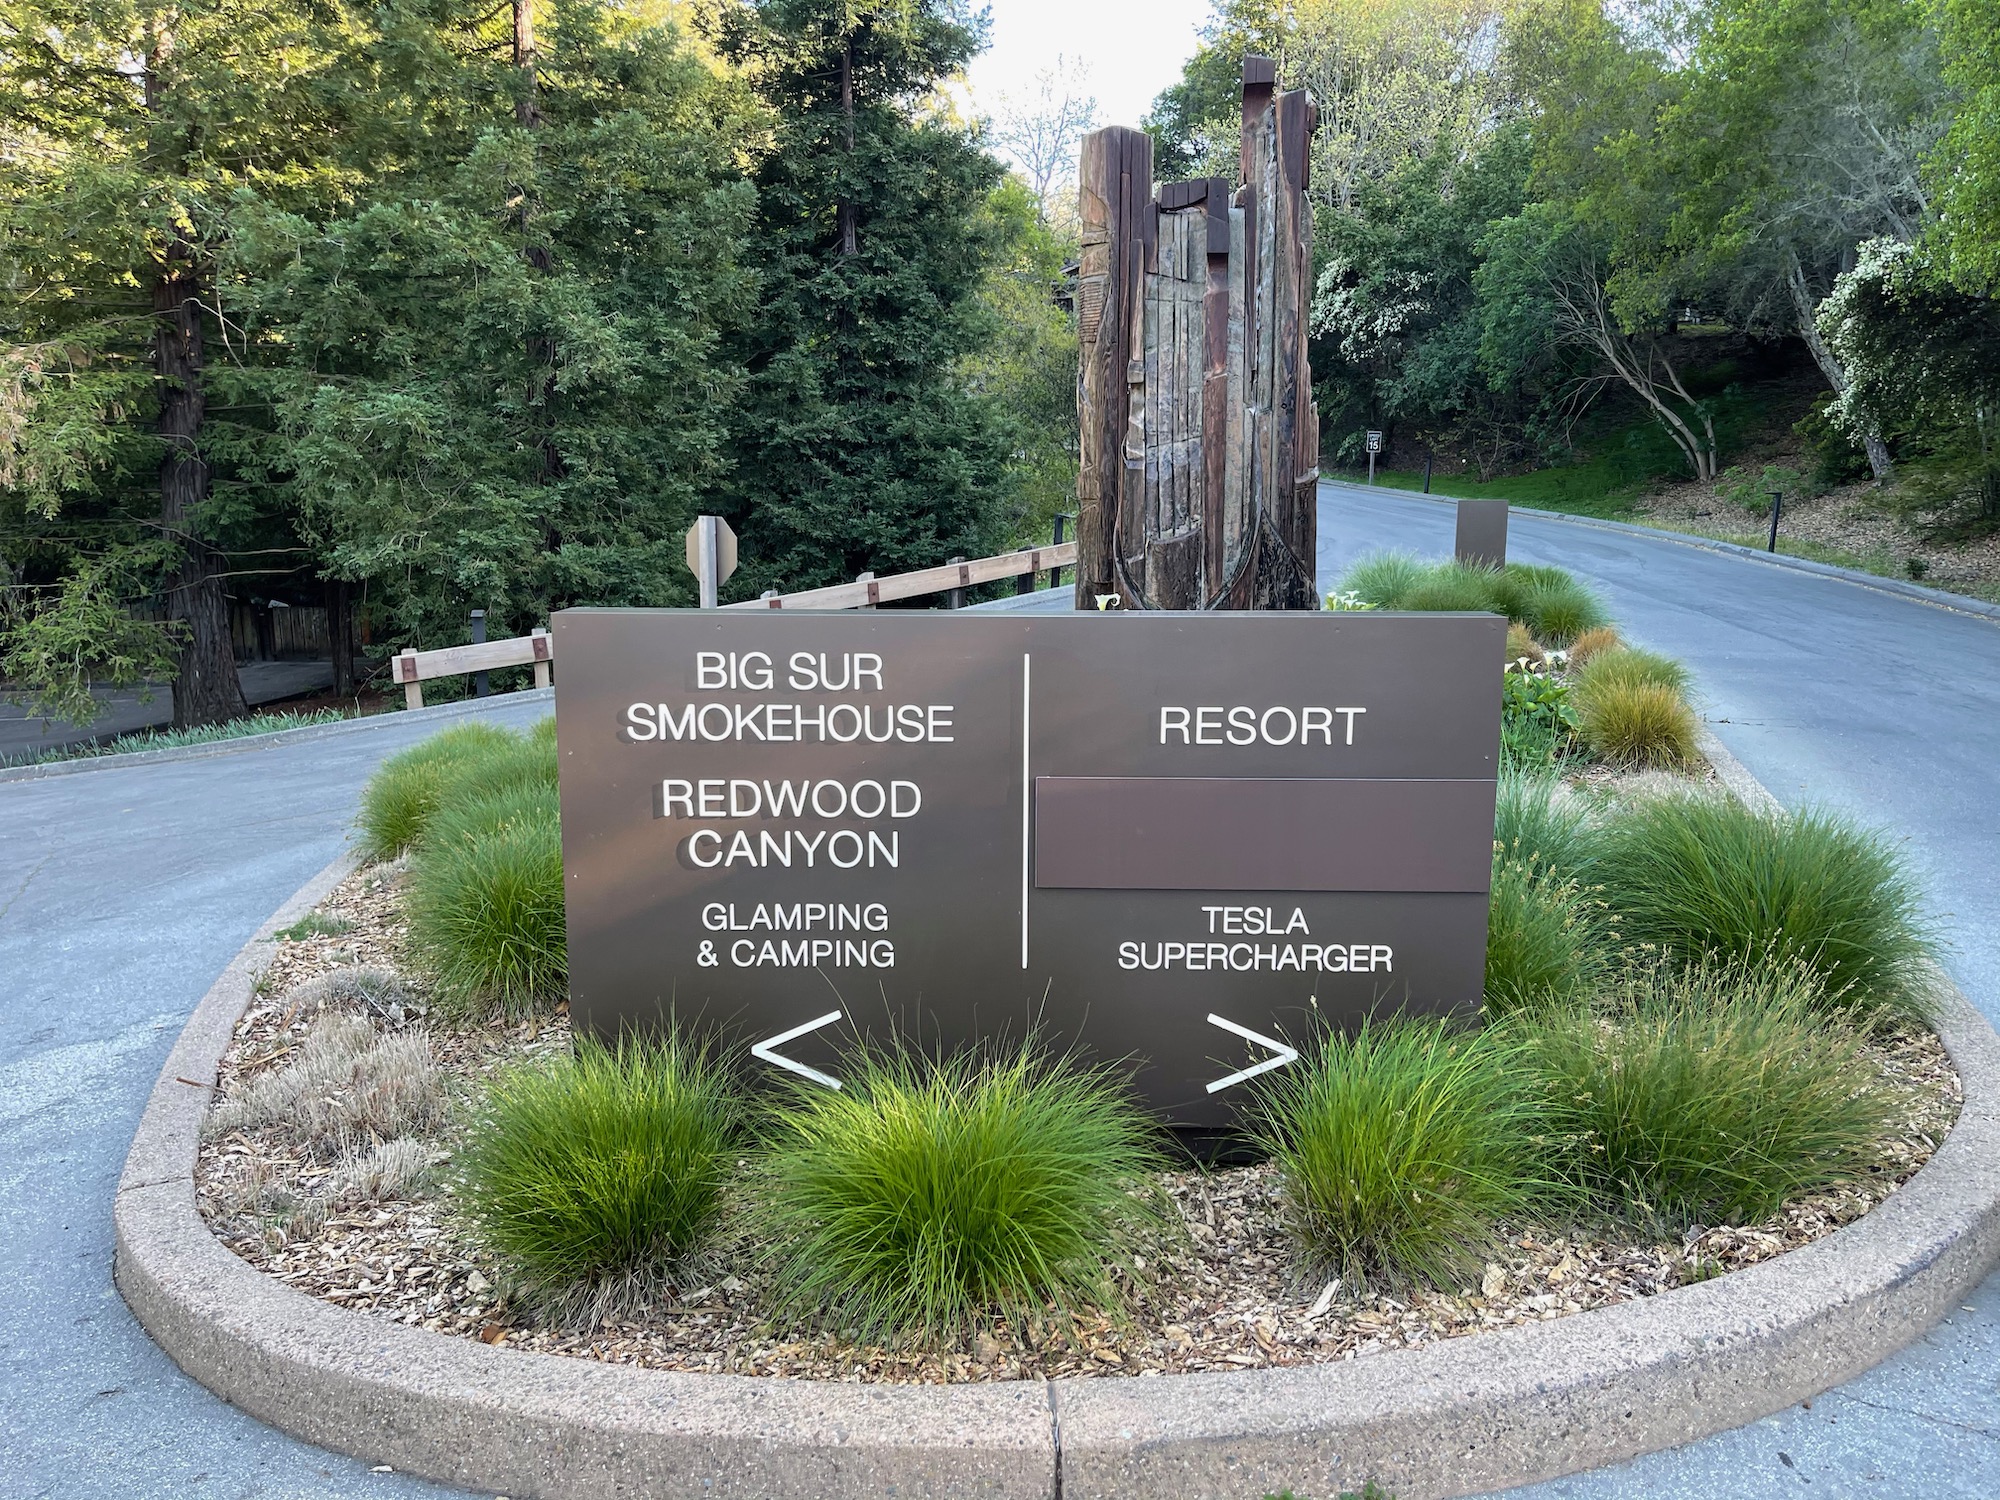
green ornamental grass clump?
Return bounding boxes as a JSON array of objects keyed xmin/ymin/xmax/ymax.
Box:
[
  {"xmin": 1573, "ymin": 646, "xmax": 1692, "ymax": 699},
  {"xmin": 1494, "ymin": 771, "xmax": 1594, "ymax": 885},
  {"xmin": 755, "ymin": 1040, "xmax": 1165, "ymax": 1345},
  {"xmin": 1524, "ymin": 961, "xmax": 1897, "ymax": 1228},
  {"xmin": 1251, "ymin": 1017, "xmax": 1548, "ymax": 1291},
  {"xmin": 407, "ymin": 780, "xmax": 567, "ymax": 1018},
  {"xmin": 1593, "ymin": 793, "xmax": 1933, "ymax": 1022},
  {"xmin": 1485, "ymin": 860, "xmax": 1601, "ymax": 1014},
  {"xmin": 1576, "ymin": 679, "xmax": 1697, "ymax": 767},
  {"xmin": 1335, "ymin": 552, "xmax": 1609, "ymax": 645},
  {"xmin": 456, "ymin": 1033, "xmax": 736, "ymax": 1316},
  {"xmin": 357, "ymin": 721, "xmax": 520, "ymax": 860}
]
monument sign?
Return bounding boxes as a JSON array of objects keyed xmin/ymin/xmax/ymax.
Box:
[{"xmin": 554, "ymin": 609, "xmax": 1505, "ymax": 1129}]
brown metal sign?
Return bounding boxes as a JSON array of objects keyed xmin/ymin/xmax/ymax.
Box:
[{"xmin": 552, "ymin": 610, "xmax": 1504, "ymax": 1128}]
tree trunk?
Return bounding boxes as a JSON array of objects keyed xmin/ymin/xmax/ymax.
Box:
[
  {"xmin": 155, "ymin": 250, "xmax": 247, "ymax": 728},
  {"xmin": 513, "ymin": 0, "xmax": 542, "ymax": 127},
  {"xmin": 838, "ymin": 43, "xmax": 857, "ymax": 257},
  {"xmin": 145, "ymin": 29, "xmax": 244, "ymax": 729},
  {"xmin": 1786, "ymin": 246, "xmax": 1891, "ymax": 483},
  {"xmin": 324, "ymin": 578, "xmax": 355, "ymax": 698}
]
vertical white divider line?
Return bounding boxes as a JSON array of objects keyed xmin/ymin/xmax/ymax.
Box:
[{"xmin": 1021, "ymin": 652, "xmax": 1031, "ymax": 969}]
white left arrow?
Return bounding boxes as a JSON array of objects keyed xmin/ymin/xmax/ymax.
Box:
[
  {"xmin": 752, "ymin": 1009, "xmax": 845, "ymax": 1090},
  {"xmin": 1205, "ymin": 1014, "xmax": 1300, "ymax": 1094}
]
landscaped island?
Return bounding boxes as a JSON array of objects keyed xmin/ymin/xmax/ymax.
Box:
[{"xmin": 192, "ymin": 566, "xmax": 1956, "ymax": 1384}]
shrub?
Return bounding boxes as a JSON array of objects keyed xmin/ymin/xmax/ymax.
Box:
[
  {"xmin": 1577, "ymin": 679, "xmax": 1697, "ymax": 768},
  {"xmin": 1523, "ymin": 961, "xmax": 1897, "ymax": 1228},
  {"xmin": 407, "ymin": 781, "xmax": 567, "ymax": 1018},
  {"xmin": 1251, "ymin": 1017, "xmax": 1547, "ymax": 1291},
  {"xmin": 455, "ymin": 1033, "xmax": 737, "ymax": 1315},
  {"xmin": 1486, "ymin": 861, "xmax": 1601, "ymax": 1013},
  {"xmin": 755, "ymin": 1040, "xmax": 1164, "ymax": 1344},
  {"xmin": 1504, "ymin": 621, "xmax": 1544, "ymax": 664},
  {"xmin": 1565, "ymin": 625, "xmax": 1623, "ymax": 667},
  {"xmin": 1574, "ymin": 646, "xmax": 1692, "ymax": 700},
  {"xmin": 1592, "ymin": 793, "xmax": 1932, "ymax": 1022},
  {"xmin": 356, "ymin": 722, "xmax": 521, "ymax": 860}
]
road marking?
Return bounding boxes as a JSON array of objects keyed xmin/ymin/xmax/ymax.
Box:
[
  {"xmin": 751, "ymin": 1009, "xmax": 844, "ymax": 1090},
  {"xmin": 1204, "ymin": 1013, "xmax": 1299, "ymax": 1093}
]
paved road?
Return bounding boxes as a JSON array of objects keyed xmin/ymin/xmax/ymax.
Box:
[
  {"xmin": 0, "ymin": 701, "xmax": 548, "ymax": 1500},
  {"xmin": 1, "ymin": 487, "xmax": 1995, "ymax": 1498},
  {"xmin": 1318, "ymin": 479, "xmax": 2000, "ymax": 1500}
]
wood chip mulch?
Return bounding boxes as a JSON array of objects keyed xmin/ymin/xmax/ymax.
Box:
[{"xmin": 194, "ymin": 863, "xmax": 1962, "ymax": 1386}]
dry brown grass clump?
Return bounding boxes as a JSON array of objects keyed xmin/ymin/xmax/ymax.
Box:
[
  {"xmin": 1505, "ymin": 621, "xmax": 1545, "ymax": 664},
  {"xmin": 1566, "ymin": 625, "xmax": 1623, "ymax": 667}
]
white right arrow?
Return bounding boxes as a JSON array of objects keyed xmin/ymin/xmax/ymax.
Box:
[
  {"xmin": 751, "ymin": 1009, "xmax": 844, "ymax": 1090},
  {"xmin": 1204, "ymin": 1013, "xmax": 1299, "ymax": 1093}
]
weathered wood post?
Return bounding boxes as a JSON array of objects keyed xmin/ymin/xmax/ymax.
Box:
[{"xmin": 1073, "ymin": 57, "xmax": 1319, "ymax": 612}]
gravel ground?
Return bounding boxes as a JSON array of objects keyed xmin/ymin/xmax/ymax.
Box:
[{"xmin": 192, "ymin": 858, "xmax": 1961, "ymax": 1387}]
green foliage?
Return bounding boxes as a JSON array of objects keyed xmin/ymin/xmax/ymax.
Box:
[
  {"xmin": 356, "ymin": 722, "xmax": 522, "ymax": 861},
  {"xmin": 1251, "ymin": 1015, "xmax": 1549, "ymax": 1292},
  {"xmin": 1593, "ymin": 793, "xmax": 1933, "ymax": 1022},
  {"xmin": 711, "ymin": 0, "xmax": 1018, "ymax": 593},
  {"xmin": 1525, "ymin": 961, "xmax": 1898, "ymax": 1229},
  {"xmin": 962, "ymin": 178, "xmax": 1080, "ymax": 545},
  {"xmin": 1820, "ymin": 239, "xmax": 2000, "ymax": 537},
  {"xmin": 1500, "ymin": 666, "xmax": 1578, "ymax": 771},
  {"xmin": 1716, "ymin": 465, "xmax": 1804, "ymax": 514},
  {"xmin": 1494, "ymin": 771, "xmax": 1594, "ymax": 887},
  {"xmin": 2, "ymin": 706, "xmax": 354, "ymax": 768},
  {"xmin": 406, "ymin": 779, "xmax": 567, "ymax": 1019},
  {"xmin": 1793, "ymin": 396, "xmax": 1874, "ymax": 489},
  {"xmin": 0, "ymin": 550, "xmax": 183, "ymax": 726},
  {"xmin": 251, "ymin": 2, "xmax": 758, "ymax": 645},
  {"xmin": 753, "ymin": 1039, "xmax": 1164, "ymax": 1345},
  {"xmin": 1925, "ymin": 0, "xmax": 2000, "ymax": 292},
  {"xmin": 1485, "ymin": 859, "xmax": 1601, "ymax": 1015},
  {"xmin": 1335, "ymin": 552, "xmax": 1607, "ymax": 644},
  {"xmin": 1576, "ymin": 679, "xmax": 1697, "ymax": 768},
  {"xmin": 456, "ymin": 1032, "xmax": 737, "ymax": 1307}
]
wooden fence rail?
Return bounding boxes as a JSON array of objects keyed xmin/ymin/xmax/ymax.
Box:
[
  {"xmin": 391, "ymin": 539, "xmax": 1075, "ymax": 707},
  {"xmin": 722, "ymin": 542, "xmax": 1077, "ymax": 612}
]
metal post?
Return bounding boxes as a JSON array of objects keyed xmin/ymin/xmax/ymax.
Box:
[
  {"xmin": 1051, "ymin": 514, "xmax": 1069, "ymax": 589},
  {"xmin": 1422, "ymin": 454, "xmax": 1433, "ymax": 494},
  {"xmin": 1767, "ymin": 491, "xmax": 1783, "ymax": 553},
  {"xmin": 470, "ymin": 609, "xmax": 489, "ymax": 698},
  {"xmin": 694, "ymin": 515, "xmax": 720, "ymax": 609},
  {"xmin": 1367, "ymin": 450, "xmax": 1377, "ymax": 486},
  {"xmin": 947, "ymin": 557, "xmax": 966, "ymax": 611}
]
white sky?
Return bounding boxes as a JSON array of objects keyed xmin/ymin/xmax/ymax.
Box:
[{"xmin": 961, "ymin": 0, "xmax": 1214, "ymax": 134}]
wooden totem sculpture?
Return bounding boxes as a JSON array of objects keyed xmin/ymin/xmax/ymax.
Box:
[{"xmin": 1074, "ymin": 57, "xmax": 1320, "ymax": 611}]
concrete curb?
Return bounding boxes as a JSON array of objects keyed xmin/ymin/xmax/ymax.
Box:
[
  {"xmin": 117, "ymin": 805, "xmax": 2000, "ymax": 1499},
  {"xmin": 1322, "ymin": 479, "xmax": 2000, "ymax": 626},
  {"xmin": 0, "ymin": 687, "xmax": 555, "ymax": 786}
]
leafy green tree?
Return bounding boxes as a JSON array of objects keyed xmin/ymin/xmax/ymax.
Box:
[
  {"xmin": 962, "ymin": 177, "xmax": 1079, "ymax": 544},
  {"xmin": 1927, "ymin": 0, "xmax": 2000, "ymax": 291},
  {"xmin": 0, "ymin": 0, "xmax": 381, "ymax": 723},
  {"xmin": 245, "ymin": 0, "xmax": 756, "ymax": 647},
  {"xmin": 711, "ymin": 0, "xmax": 1017, "ymax": 593},
  {"xmin": 1820, "ymin": 239, "xmax": 2000, "ymax": 535}
]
